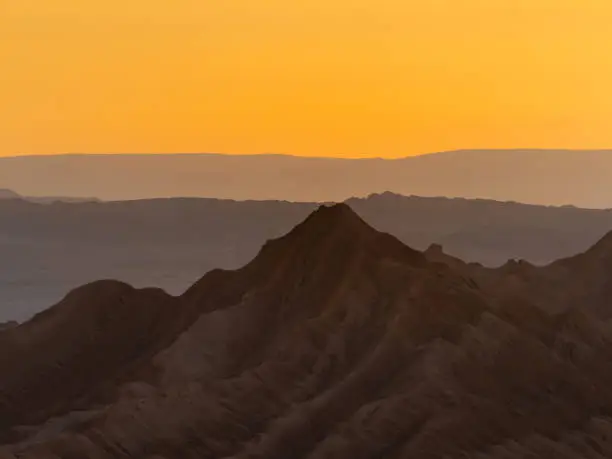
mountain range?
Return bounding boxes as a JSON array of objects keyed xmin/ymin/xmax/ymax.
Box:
[
  {"xmin": 3, "ymin": 204, "xmax": 612, "ymax": 457},
  {"xmin": 4, "ymin": 192, "xmax": 612, "ymax": 322},
  {"xmin": 0, "ymin": 189, "xmax": 98, "ymax": 204},
  {"xmin": 2, "ymin": 149, "xmax": 612, "ymax": 207}
]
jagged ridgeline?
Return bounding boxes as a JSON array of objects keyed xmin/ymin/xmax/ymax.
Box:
[{"xmin": 3, "ymin": 204, "xmax": 612, "ymax": 458}]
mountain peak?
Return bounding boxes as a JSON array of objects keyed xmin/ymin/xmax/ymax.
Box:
[
  {"xmin": 274, "ymin": 202, "xmax": 400, "ymax": 249},
  {"xmin": 300, "ymin": 202, "xmax": 370, "ymax": 231},
  {"xmin": 246, "ymin": 203, "xmax": 426, "ymax": 276}
]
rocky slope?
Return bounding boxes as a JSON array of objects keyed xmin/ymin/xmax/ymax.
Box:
[
  {"xmin": 430, "ymin": 228, "xmax": 612, "ymax": 319},
  {"xmin": 3, "ymin": 205, "xmax": 612, "ymax": 458}
]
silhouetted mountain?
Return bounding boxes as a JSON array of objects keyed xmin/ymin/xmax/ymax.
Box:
[
  {"xmin": 0, "ymin": 282, "xmax": 180, "ymax": 434},
  {"xmin": 4, "ymin": 193, "xmax": 612, "ymax": 322},
  {"xmin": 3, "ymin": 149, "xmax": 612, "ymax": 207},
  {"xmin": 458, "ymin": 228, "xmax": 612, "ymax": 320},
  {"xmin": 4, "ymin": 204, "xmax": 612, "ymax": 458}
]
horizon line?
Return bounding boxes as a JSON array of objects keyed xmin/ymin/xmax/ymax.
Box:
[{"xmin": 3, "ymin": 148, "xmax": 612, "ymax": 161}]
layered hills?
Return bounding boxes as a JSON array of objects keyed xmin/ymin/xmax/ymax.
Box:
[
  {"xmin": 2, "ymin": 150, "xmax": 612, "ymax": 207},
  {"xmin": 3, "ymin": 204, "xmax": 612, "ymax": 458},
  {"xmin": 3, "ymin": 192, "xmax": 612, "ymax": 322},
  {"xmin": 0, "ymin": 189, "xmax": 98, "ymax": 204}
]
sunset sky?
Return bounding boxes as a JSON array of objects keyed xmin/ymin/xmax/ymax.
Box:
[{"xmin": 1, "ymin": 1, "xmax": 611, "ymax": 158}]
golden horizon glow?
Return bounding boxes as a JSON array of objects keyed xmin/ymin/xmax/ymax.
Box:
[{"xmin": 2, "ymin": 1, "xmax": 612, "ymax": 158}]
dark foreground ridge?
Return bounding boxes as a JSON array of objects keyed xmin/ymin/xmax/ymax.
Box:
[{"xmin": 3, "ymin": 204, "xmax": 612, "ymax": 458}]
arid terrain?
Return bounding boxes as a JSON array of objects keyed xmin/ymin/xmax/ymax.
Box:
[
  {"xmin": 3, "ymin": 204, "xmax": 612, "ymax": 458},
  {"xmin": 5, "ymin": 0, "xmax": 611, "ymax": 456},
  {"xmin": 3, "ymin": 192, "xmax": 612, "ymax": 322}
]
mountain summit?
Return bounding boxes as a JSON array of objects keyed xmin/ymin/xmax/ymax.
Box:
[
  {"xmin": 250, "ymin": 203, "xmax": 426, "ymax": 271},
  {"xmin": 3, "ymin": 205, "xmax": 612, "ymax": 458}
]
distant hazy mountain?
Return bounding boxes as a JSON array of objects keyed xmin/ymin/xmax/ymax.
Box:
[
  {"xmin": 0, "ymin": 189, "xmax": 20, "ymax": 199},
  {"xmin": 1, "ymin": 149, "xmax": 612, "ymax": 207},
  {"xmin": 3, "ymin": 192, "xmax": 612, "ymax": 322},
  {"xmin": 27, "ymin": 196, "xmax": 100, "ymax": 204},
  {"xmin": 0, "ymin": 188, "xmax": 98, "ymax": 204}
]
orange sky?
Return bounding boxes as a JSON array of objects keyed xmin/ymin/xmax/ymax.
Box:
[{"xmin": 1, "ymin": 0, "xmax": 611, "ymax": 158}]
